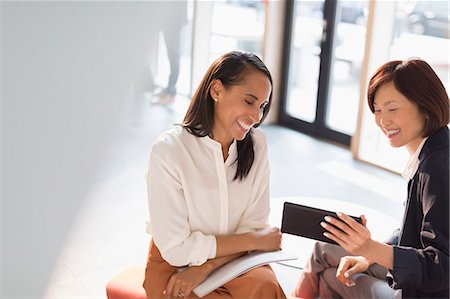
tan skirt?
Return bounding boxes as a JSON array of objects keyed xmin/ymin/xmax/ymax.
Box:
[{"xmin": 143, "ymin": 240, "xmax": 287, "ymax": 299}]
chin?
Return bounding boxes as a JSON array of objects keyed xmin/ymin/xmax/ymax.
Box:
[
  {"xmin": 234, "ymin": 130, "xmax": 250, "ymax": 141},
  {"xmin": 235, "ymin": 134, "xmax": 246, "ymax": 141},
  {"xmin": 388, "ymin": 141, "xmax": 403, "ymax": 148}
]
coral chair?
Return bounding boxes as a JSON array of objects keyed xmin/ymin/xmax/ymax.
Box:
[{"xmin": 106, "ymin": 266, "xmax": 147, "ymax": 299}]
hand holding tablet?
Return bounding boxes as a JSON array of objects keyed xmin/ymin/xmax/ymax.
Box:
[{"xmin": 281, "ymin": 202, "xmax": 363, "ymax": 245}]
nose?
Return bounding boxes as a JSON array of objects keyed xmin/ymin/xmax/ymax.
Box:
[
  {"xmin": 379, "ymin": 113, "xmax": 391, "ymax": 127},
  {"xmin": 250, "ymin": 107, "xmax": 262, "ymax": 124}
]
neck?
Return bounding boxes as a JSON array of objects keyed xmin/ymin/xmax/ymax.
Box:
[
  {"xmin": 406, "ymin": 137, "xmax": 425, "ymax": 156},
  {"xmin": 210, "ymin": 133, "xmax": 233, "ymax": 162},
  {"xmin": 211, "ymin": 128, "xmax": 233, "ymax": 151}
]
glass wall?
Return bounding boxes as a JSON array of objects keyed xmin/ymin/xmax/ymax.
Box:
[
  {"xmin": 209, "ymin": 0, "xmax": 266, "ymax": 62},
  {"xmin": 190, "ymin": 0, "xmax": 268, "ymax": 96},
  {"xmin": 326, "ymin": 1, "xmax": 369, "ymax": 135},
  {"xmin": 390, "ymin": 1, "xmax": 449, "ymax": 89}
]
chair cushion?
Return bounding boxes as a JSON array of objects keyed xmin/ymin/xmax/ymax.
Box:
[{"xmin": 106, "ymin": 266, "xmax": 147, "ymax": 299}]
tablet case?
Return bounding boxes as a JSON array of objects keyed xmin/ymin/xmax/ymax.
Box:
[{"xmin": 281, "ymin": 202, "xmax": 362, "ymax": 244}]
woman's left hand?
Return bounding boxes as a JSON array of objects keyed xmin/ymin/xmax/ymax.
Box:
[
  {"xmin": 164, "ymin": 266, "xmax": 209, "ymax": 298},
  {"xmin": 321, "ymin": 213, "xmax": 373, "ymax": 256},
  {"xmin": 336, "ymin": 255, "xmax": 370, "ymax": 287}
]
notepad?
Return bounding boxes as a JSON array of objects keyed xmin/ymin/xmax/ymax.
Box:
[{"xmin": 179, "ymin": 251, "xmax": 297, "ymax": 298}]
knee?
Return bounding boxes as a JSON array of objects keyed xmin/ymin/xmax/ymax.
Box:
[
  {"xmin": 311, "ymin": 242, "xmax": 345, "ymax": 267},
  {"xmin": 313, "ymin": 241, "xmax": 338, "ymax": 256},
  {"xmin": 321, "ymin": 267, "xmax": 339, "ymax": 284},
  {"xmin": 243, "ymin": 266, "xmax": 281, "ymax": 291},
  {"xmin": 317, "ymin": 267, "xmax": 344, "ymax": 298},
  {"xmin": 310, "ymin": 242, "xmax": 332, "ymax": 265}
]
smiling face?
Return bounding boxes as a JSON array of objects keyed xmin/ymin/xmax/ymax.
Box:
[
  {"xmin": 373, "ymin": 81, "xmax": 426, "ymax": 155},
  {"xmin": 210, "ymin": 70, "xmax": 271, "ymax": 147}
]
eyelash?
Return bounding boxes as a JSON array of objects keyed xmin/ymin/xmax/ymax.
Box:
[
  {"xmin": 374, "ymin": 108, "xmax": 398, "ymax": 113},
  {"xmin": 245, "ymin": 99, "xmax": 267, "ymax": 110}
]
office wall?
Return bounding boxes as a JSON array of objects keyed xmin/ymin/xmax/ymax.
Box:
[{"xmin": 1, "ymin": 2, "xmax": 167, "ymax": 296}]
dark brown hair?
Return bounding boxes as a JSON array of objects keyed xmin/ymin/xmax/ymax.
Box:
[
  {"xmin": 182, "ymin": 51, "xmax": 273, "ymax": 181},
  {"xmin": 367, "ymin": 58, "xmax": 449, "ymax": 137}
]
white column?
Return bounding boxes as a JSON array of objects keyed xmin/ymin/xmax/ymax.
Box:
[{"xmin": 191, "ymin": 1, "xmax": 214, "ymax": 93}]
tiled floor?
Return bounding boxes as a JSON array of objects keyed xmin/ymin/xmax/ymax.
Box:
[{"xmin": 44, "ymin": 90, "xmax": 405, "ymax": 298}]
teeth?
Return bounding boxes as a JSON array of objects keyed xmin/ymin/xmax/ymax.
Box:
[
  {"xmin": 386, "ymin": 129, "xmax": 400, "ymax": 136},
  {"xmin": 237, "ymin": 120, "xmax": 252, "ymax": 130}
]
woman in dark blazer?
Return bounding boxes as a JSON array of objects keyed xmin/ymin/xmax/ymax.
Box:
[{"xmin": 293, "ymin": 59, "xmax": 449, "ymax": 298}]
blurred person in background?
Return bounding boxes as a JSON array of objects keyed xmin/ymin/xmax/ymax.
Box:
[
  {"xmin": 152, "ymin": 1, "xmax": 187, "ymax": 105},
  {"xmin": 137, "ymin": 2, "xmax": 187, "ymax": 105}
]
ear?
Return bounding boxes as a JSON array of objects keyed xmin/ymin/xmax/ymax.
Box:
[{"xmin": 209, "ymin": 79, "xmax": 223, "ymax": 100}]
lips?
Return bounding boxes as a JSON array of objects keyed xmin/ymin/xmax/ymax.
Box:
[{"xmin": 237, "ymin": 119, "xmax": 253, "ymax": 131}]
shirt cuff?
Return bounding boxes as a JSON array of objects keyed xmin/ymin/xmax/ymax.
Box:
[
  {"xmin": 387, "ymin": 246, "xmax": 421, "ymax": 289},
  {"xmin": 208, "ymin": 236, "xmax": 217, "ymax": 259},
  {"xmin": 189, "ymin": 234, "xmax": 217, "ymax": 266}
]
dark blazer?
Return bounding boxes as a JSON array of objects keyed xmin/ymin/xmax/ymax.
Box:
[{"xmin": 386, "ymin": 126, "xmax": 449, "ymax": 298}]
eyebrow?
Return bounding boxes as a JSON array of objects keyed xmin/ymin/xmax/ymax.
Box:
[
  {"xmin": 373, "ymin": 100, "xmax": 398, "ymax": 107},
  {"xmin": 244, "ymin": 94, "xmax": 258, "ymax": 100}
]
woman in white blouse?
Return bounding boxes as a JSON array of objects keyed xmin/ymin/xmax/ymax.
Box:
[{"xmin": 143, "ymin": 51, "xmax": 286, "ymax": 299}]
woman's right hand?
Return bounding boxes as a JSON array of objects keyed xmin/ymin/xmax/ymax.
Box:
[
  {"xmin": 164, "ymin": 266, "xmax": 209, "ymax": 298},
  {"xmin": 250, "ymin": 227, "xmax": 282, "ymax": 251}
]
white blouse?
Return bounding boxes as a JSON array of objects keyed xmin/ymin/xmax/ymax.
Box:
[
  {"xmin": 146, "ymin": 126, "xmax": 270, "ymax": 267},
  {"xmin": 402, "ymin": 137, "xmax": 428, "ymax": 180}
]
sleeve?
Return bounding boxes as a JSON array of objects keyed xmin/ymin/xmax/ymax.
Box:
[
  {"xmin": 387, "ymin": 155, "xmax": 449, "ymax": 292},
  {"xmin": 234, "ymin": 130, "xmax": 270, "ymax": 234},
  {"xmin": 147, "ymin": 145, "xmax": 216, "ymax": 267},
  {"xmin": 384, "ymin": 229, "xmax": 400, "ymax": 245}
]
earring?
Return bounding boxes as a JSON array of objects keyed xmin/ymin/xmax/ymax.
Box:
[{"xmin": 213, "ymin": 97, "xmax": 219, "ymax": 102}]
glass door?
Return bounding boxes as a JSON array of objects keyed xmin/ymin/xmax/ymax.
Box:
[
  {"xmin": 279, "ymin": 0, "xmax": 368, "ymax": 146},
  {"xmin": 282, "ymin": 0, "xmax": 325, "ymax": 125}
]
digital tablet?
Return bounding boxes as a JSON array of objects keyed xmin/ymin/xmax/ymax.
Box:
[{"xmin": 281, "ymin": 202, "xmax": 362, "ymax": 244}]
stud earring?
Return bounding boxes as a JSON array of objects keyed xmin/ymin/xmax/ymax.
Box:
[{"xmin": 214, "ymin": 97, "xmax": 219, "ymax": 102}]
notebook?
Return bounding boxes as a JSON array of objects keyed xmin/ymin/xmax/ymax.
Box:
[{"xmin": 180, "ymin": 250, "xmax": 297, "ymax": 298}]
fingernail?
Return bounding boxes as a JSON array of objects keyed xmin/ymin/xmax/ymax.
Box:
[
  {"xmin": 320, "ymin": 222, "xmax": 326, "ymax": 227},
  {"xmin": 324, "ymin": 216, "xmax": 331, "ymax": 222},
  {"xmin": 344, "ymin": 272, "xmax": 349, "ymax": 278},
  {"xmin": 337, "ymin": 212, "xmax": 343, "ymax": 216}
]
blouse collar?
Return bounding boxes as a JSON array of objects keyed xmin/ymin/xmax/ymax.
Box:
[
  {"xmin": 200, "ymin": 134, "xmax": 237, "ymax": 158},
  {"xmin": 402, "ymin": 137, "xmax": 428, "ymax": 180}
]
